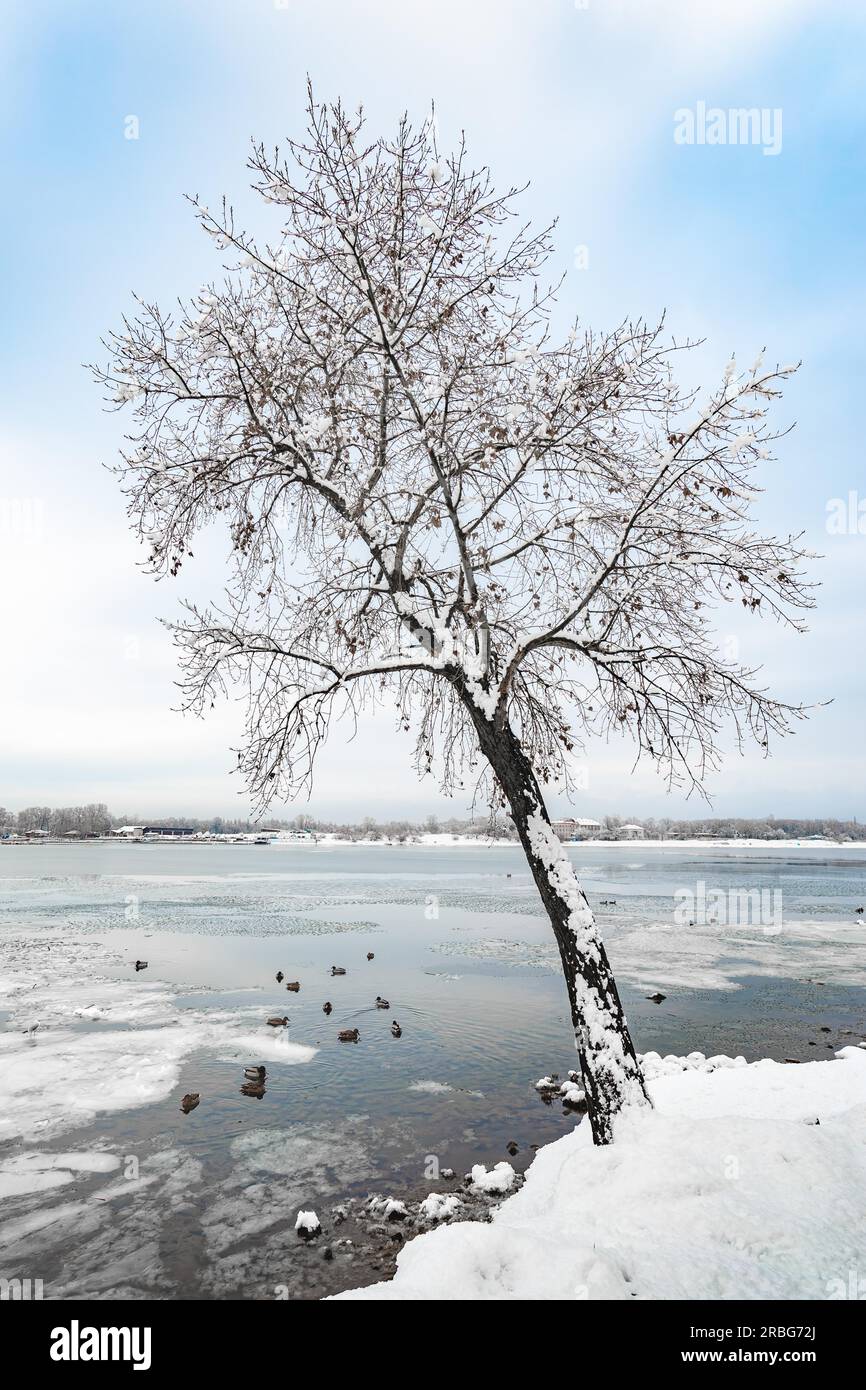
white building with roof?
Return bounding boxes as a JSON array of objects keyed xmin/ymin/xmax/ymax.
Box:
[{"xmin": 551, "ymin": 817, "xmax": 601, "ymax": 840}]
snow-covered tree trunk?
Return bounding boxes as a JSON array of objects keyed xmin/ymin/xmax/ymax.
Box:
[{"xmin": 467, "ymin": 702, "xmax": 650, "ymax": 1143}]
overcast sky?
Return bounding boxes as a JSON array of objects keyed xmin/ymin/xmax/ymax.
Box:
[{"xmin": 1, "ymin": 0, "xmax": 864, "ymax": 822}]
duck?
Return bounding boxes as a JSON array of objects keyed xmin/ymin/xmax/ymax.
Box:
[
  {"xmin": 267, "ymin": 1016, "xmax": 289, "ymax": 1027},
  {"xmin": 338, "ymin": 1028, "xmax": 360, "ymax": 1043},
  {"xmin": 180, "ymin": 1093, "xmax": 200, "ymax": 1113},
  {"xmin": 240, "ymin": 1082, "xmax": 266, "ymax": 1099},
  {"xmin": 322, "ymin": 1001, "xmax": 333, "ymax": 1014},
  {"xmin": 276, "ymin": 971, "xmax": 284, "ymax": 983},
  {"xmin": 390, "ymin": 1021, "xmax": 402, "ymax": 1038},
  {"xmin": 135, "ymin": 960, "xmax": 148, "ymax": 971},
  {"xmin": 285, "ymin": 981, "xmax": 300, "ymax": 992},
  {"xmin": 244, "ymin": 1065, "xmax": 266, "ymax": 1082},
  {"xmin": 645, "ymin": 991, "xmax": 666, "ymax": 1004},
  {"xmin": 330, "ymin": 966, "xmax": 347, "ymax": 976},
  {"xmin": 375, "ymin": 996, "xmax": 390, "ymax": 1009},
  {"xmin": 366, "ymin": 952, "xmax": 375, "ymax": 961}
]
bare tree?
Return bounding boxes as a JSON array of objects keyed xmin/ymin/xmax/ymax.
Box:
[{"xmin": 92, "ymin": 91, "xmax": 813, "ymax": 1143}]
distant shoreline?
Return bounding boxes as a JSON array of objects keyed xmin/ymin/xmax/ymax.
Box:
[{"xmin": 3, "ymin": 834, "xmax": 865, "ymax": 850}]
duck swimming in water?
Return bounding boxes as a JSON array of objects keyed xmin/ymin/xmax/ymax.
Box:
[
  {"xmin": 338, "ymin": 1028, "xmax": 360, "ymax": 1043},
  {"xmin": 390, "ymin": 1021, "xmax": 402, "ymax": 1038},
  {"xmin": 267, "ymin": 1016, "xmax": 289, "ymax": 1027}
]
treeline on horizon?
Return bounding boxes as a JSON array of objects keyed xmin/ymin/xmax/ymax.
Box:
[{"xmin": 2, "ymin": 804, "xmax": 865, "ymax": 842}]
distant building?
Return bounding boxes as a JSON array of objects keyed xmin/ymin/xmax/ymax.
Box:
[
  {"xmin": 111, "ymin": 825, "xmax": 196, "ymax": 839},
  {"xmin": 552, "ymin": 817, "xmax": 601, "ymax": 840},
  {"xmin": 618, "ymin": 823, "xmax": 644, "ymax": 839}
]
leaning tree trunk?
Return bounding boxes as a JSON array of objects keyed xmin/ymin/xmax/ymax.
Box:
[{"xmin": 468, "ymin": 706, "xmax": 650, "ymax": 1144}]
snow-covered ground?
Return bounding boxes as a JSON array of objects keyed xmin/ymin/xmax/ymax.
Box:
[{"xmin": 336, "ymin": 1046, "xmax": 866, "ymax": 1301}]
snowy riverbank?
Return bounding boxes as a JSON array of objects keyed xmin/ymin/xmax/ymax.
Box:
[
  {"xmin": 312, "ymin": 834, "xmax": 859, "ymax": 849},
  {"xmin": 337, "ymin": 1046, "xmax": 866, "ymax": 1300}
]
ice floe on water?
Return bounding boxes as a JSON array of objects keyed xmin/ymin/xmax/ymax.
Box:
[
  {"xmin": 0, "ymin": 932, "xmax": 317, "ymax": 1143},
  {"xmin": 407, "ymin": 1080, "xmax": 485, "ymax": 1099},
  {"xmin": 0, "ymin": 1147, "xmax": 203, "ymax": 1299},
  {"xmin": 431, "ymin": 910, "xmax": 866, "ymax": 994},
  {"xmin": 0, "ymin": 1118, "xmax": 393, "ymax": 1299},
  {"xmin": 230, "ymin": 1124, "xmax": 370, "ymax": 1181},
  {"xmin": 0, "ymin": 1150, "xmax": 121, "ymax": 1198}
]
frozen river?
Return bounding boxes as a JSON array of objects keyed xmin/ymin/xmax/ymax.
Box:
[{"xmin": 1, "ymin": 840, "xmax": 865, "ymax": 1298}]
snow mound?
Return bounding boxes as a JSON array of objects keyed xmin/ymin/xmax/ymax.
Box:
[
  {"xmin": 639, "ymin": 1049, "xmax": 748, "ymax": 1078},
  {"xmin": 560, "ymin": 1081, "xmax": 586, "ymax": 1106},
  {"xmin": 419, "ymin": 1193, "xmax": 462, "ymax": 1222},
  {"xmin": 368, "ymin": 1196, "xmax": 408, "ymax": 1220},
  {"xmin": 295, "ymin": 1210, "xmax": 321, "ymax": 1235},
  {"xmin": 469, "ymin": 1161, "xmax": 516, "ymax": 1194},
  {"xmin": 336, "ymin": 1050, "xmax": 866, "ymax": 1300}
]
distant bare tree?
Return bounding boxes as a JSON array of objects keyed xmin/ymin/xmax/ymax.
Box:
[{"xmin": 93, "ymin": 91, "xmax": 813, "ymax": 1142}]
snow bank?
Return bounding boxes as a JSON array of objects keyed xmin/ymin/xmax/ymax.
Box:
[{"xmin": 336, "ymin": 1049, "xmax": 866, "ymax": 1301}]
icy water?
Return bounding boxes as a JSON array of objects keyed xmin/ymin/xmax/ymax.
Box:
[{"xmin": 1, "ymin": 840, "xmax": 866, "ymax": 1300}]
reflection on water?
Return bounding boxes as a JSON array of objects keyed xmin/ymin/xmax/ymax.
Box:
[{"xmin": 1, "ymin": 841, "xmax": 865, "ymax": 1299}]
